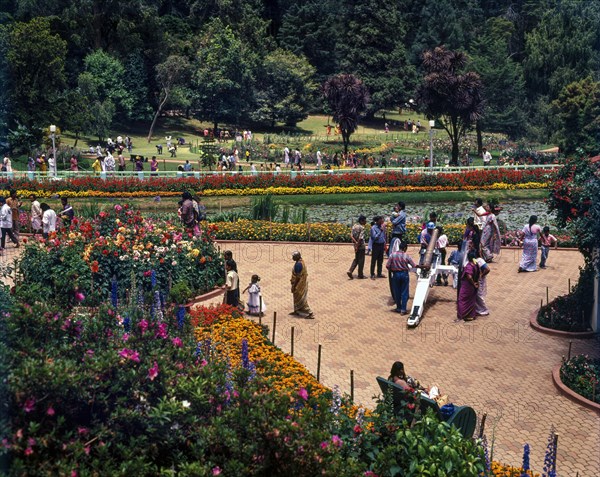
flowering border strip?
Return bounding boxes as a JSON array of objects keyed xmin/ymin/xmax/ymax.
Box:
[
  {"xmin": 0, "ymin": 168, "xmax": 551, "ymax": 197},
  {"xmin": 2, "ymin": 182, "xmax": 548, "ymax": 199},
  {"xmin": 529, "ymin": 310, "xmax": 596, "ymax": 339},
  {"xmin": 202, "ymin": 182, "xmax": 547, "ymax": 196},
  {"xmin": 552, "ymin": 363, "xmax": 600, "ymax": 413}
]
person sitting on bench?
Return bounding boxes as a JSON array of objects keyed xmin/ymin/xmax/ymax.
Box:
[{"xmin": 389, "ymin": 361, "xmax": 443, "ymax": 403}]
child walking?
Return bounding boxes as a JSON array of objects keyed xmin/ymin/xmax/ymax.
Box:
[
  {"xmin": 539, "ymin": 226, "xmax": 558, "ymax": 269},
  {"xmin": 243, "ymin": 274, "xmax": 266, "ymax": 316}
]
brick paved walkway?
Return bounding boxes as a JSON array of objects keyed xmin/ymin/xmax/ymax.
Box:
[
  {"xmin": 3, "ymin": 240, "xmax": 597, "ymax": 474},
  {"xmin": 211, "ymin": 242, "xmax": 599, "ymax": 476}
]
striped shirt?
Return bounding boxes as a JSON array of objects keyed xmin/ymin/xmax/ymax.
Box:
[{"xmin": 386, "ymin": 251, "xmax": 417, "ymax": 271}]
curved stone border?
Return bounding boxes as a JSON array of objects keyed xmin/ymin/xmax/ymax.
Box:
[
  {"xmin": 552, "ymin": 363, "xmax": 600, "ymax": 413},
  {"xmin": 530, "ymin": 309, "xmax": 596, "ymax": 339},
  {"xmin": 185, "ymin": 287, "xmax": 225, "ymax": 308}
]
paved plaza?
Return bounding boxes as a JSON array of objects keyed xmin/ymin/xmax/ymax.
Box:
[
  {"xmin": 212, "ymin": 242, "xmax": 599, "ymax": 476},
  {"xmin": 2, "ymin": 241, "xmax": 598, "ymax": 474}
]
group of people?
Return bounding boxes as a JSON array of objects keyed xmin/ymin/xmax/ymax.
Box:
[
  {"xmin": 0, "ymin": 191, "xmax": 75, "ymax": 254},
  {"xmin": 342, "ymin": 197, "xmax": 558, "ymax": 322},
  {"xmin": 221, "ymin": 248, "xmax": 313, "ymax": 320}
]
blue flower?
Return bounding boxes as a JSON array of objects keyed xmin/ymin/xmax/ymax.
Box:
[{"xmin": 521, "ymin": 443, "xmax": 530, "ymax": 475}]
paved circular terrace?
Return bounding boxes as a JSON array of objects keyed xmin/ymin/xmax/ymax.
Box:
[{"xmin": 207, "ymin": 242, "xmax": 599, "ymax": 476}]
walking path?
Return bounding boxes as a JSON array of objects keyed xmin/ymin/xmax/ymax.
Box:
[
  {"xmin": 3, "ymin": 240, "xmax": 597, "ymax": 474},
  {"xmin": 210, "ymin": 242, "xmax": 599, "ymax": 476}
]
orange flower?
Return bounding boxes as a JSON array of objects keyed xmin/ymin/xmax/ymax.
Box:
[{"xmin": 90, "ymin": 261, "xmax": 99, "ymax": 273}]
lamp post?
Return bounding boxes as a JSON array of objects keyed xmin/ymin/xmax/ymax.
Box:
[
  {"xmin": 428, "ymin": 120, "xmax": 435, "ymax": 170},
  {"xmin": 49, "ymin": 125, "xmax": 57, "ymax": 176}
]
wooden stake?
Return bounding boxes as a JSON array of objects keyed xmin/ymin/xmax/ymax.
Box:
[
  {"xmin": 568, "ymin": 341, "xmax": 572, "ymax": 360},
  {"xmin": 568, "ymin": 278, "xmax": 571, "ymax": 292},
  {"xmin": 592, "ymin": 381, "xmax": 596, "ymax": 403},
  {"xmin": 350, "ymin": 370, "xmax": 355, "ymax": 402},
  {"xmin": 271, "ymin": 312, "xmax": 277, "ymax": 344},
  {"xmin": 546, "ymin": 286, "xmax": 549, "ymax": 306},
  {"xmin": 316, "ymin": 344, "xmax": 322, "ymax": 382},
  {"xmin": 541, "ymin": 298, "xmax": 543, "ymax": 310},
  {"xmin": 290, "ymin": 326, "xmax": 295, "ymax": 356},
  {"xmin": 479, "ymin": 413, "xmax": 487, "ymax": 438},
  {"xmin": 552, "ymin": 433, "xmax": 559, "ymax": 474},
  {"xmin": 258, "ymin": 311, "xmax": 262, "ymax": 326}
]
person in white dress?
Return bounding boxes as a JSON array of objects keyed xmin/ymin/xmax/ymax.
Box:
[
  {"xmin": 243, "ymin": 275, "xmax": 266, "ymax": 315},
  {"xmin": 41, "ymin": 203, "xmax": 57, "ymax": 239},
  {"xmin": 316, "ymin": 150, "xmax": 322, "ymax": 168}
]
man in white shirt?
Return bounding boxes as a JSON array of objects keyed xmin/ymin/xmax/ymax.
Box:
[
  {"xmin": 41, "ymin": 203, "xmax": 57, "ymax": 238},
  {"xmin": 0, "ymin": 196, "xmax": 19, "ymax": 250},
  {"xmin": 250, "ymin": 163, "xmax": 257, "ymax": 175},
  {"xmin": 482, "ymin": 148, "xmax": 492, "ymax": 166},
  {"xmin": 316, "ymin": 150, "xmax": 322, "ymax": 168},
  {"xmin": 105, "ymin": 152, "xmax": 116, "ymax": 171}
]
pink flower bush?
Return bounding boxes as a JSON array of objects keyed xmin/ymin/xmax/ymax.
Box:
[
  {"xmin": 118, "ymin": 348, "xmax": 140, "ymax": 363},
  {"xmin": 148, "ymin": 361, "xmax": 159, "ymax": 381}
]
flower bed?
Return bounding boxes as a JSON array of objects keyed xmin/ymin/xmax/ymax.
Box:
[
  {"xmin": 211, "ymin": 219, "xmax": 467, "ymax": 244},
  {"xmin": 15, "ymin": 204, "xmax": 224, "ymax": 309},
  {"xmin": 536, "ymin": 265, "xmax": 594, "ymax": 332},
  {"xmin": 559, "ymin": 355, "xmax": 600, "ymax": 405},
  {"xmin": 0, "ymin": 169, "xmax": 550, "ymax": 197},
  {"xmin": 192, "ymin": 305, "xmax": 328, "ymax": 397}
]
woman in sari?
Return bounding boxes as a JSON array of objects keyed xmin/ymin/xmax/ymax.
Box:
[
  {"xmin": 290, "ymin": 251, "xmax": 314, "ymax": 319},
  {"xmin": 518, "ymin": 215, "xmax": 541, "ymax": 272},
  {"xmin": 457, "ymin": 250, "xmax": 480, "ymax": 321},
  {"xmin": 480, "ymin": 205, "xmax": 501, "ymax": 262},
  {"xmin": 462, "ymin": 217, "xmax": 481, "ymax": 254}
]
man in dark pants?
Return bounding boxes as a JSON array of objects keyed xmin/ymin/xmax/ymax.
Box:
[
  {"xmin": 370, "ymin": 216, "xmax": 386, "ymax": 279},
  {"xmin": 347, "ymin": 215, "xmax": 367, "ymax": 279}
]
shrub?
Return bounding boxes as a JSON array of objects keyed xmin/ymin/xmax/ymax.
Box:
[
  {"xmin": 560, "ymin": 355, "xmax": 600, "ymax": 404},
  {"xmin": 537, "ymin": 264, "xmax": 595, "ymax": 332}
]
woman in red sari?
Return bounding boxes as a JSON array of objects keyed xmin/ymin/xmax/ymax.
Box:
[{"xmin": 457, "ymin": 250, "xmax": 480, "ymax": 321}]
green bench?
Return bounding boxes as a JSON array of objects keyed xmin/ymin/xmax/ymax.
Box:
[{"xmin": 376, "ymin": 376, "xmax": 477, "ymax": 439}]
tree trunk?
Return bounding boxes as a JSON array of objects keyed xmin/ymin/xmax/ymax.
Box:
[
  {"xmin": 147, "ymin": 91, "xmax": 169, "ymax": 143},
  {"xmin": 73, "ymin": 131, "xmax": 79, "ymax": 148},
  {"xmin": 476, "ymin": 122, "xmax": 483, "ymax": 156},
  {"xmin": 342, "ymin": 130, "xmax": 350, "ymax": 155}
]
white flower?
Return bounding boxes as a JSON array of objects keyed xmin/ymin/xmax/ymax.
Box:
[
  {"xmin": 182, "ymin": 400, "xmax": 191, "ymax": 408},
  {"xmin": 172, "ymin": 260, "xmax": 177, "ymax": 266},
  {"xmin": 119, "ymin": 255, "xmax": 129, "ymax": 261}
]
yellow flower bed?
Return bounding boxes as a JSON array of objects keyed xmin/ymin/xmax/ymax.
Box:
[
  {"xmin": 195, "ymin": 316, "xmax": 328, "ymax": 397},
  {"xmin": 202, "ymin": 182, "xmax": 547, "ymax": 196},
  {"xmin": 491, "ymin": 462, "xmax": 539, "ymax": 476}
]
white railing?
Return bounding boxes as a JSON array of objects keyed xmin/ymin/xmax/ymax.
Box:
[{"xmin": 0, "ymin": 164, "xmax": 559, "ymax": 181}]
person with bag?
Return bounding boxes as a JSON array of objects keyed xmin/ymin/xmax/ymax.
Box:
[{"xmin": 180, "ymin": 191, "xmax": 198, "ymax": 235}]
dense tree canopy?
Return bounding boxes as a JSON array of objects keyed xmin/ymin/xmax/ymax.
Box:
[{"xmin": 0, "ymin": 0, "xmax": 598, "ymax": 153}]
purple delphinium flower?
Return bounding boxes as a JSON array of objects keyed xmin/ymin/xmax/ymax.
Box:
[{"xmin": 521, "ymin": 443, "xmax": 530, "ymax": 476}]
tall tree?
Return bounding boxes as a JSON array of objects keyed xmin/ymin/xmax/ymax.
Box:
[
  {"xmin": 469, "ymin": 17, "xmax": 526, "ymax": 139},
  {"xmin": 523, "ymin": 1, "xmax": 600, "ymax": 100},
  {"xmin": 0, "ymin": 17, "xmax": 67, "ymax": 130},
  {"xmin": 79, "ymin": 50, "xmax": 134, "ymax": 118},
  {"xmin": 551, "ymin": 78, "xmax": 600, "ymax": 156},
  {"xmin": 322, "ymin": 74, "xmax": 369, "ymax": 154},
  {"xmin": 337, "ymin": 0, "xmax": 416, "ymax": 117},
  {"xmin": 192, "ymin": 20, "xmax": 257, "ymax": 130},
  {"xmin": 406, "ymin": 0, "xmax": 483, "ymax": 62},
  {"xmin": 251, "ymin": 49, "xmax": 317, "ymax": 128},
  {"xmin": 147, "ymin": 55, "xmax": 190, "ymax": 142},
  {"xmin": 278, "ymin": 0, "xmax": 341, "ymax": 82},
  {"xmin": 416, "ymin": 47, "xmax": 484, "ymax": 165}
]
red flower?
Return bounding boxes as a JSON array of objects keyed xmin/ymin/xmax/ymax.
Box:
[{"xmin": 90, "ymin": 261, "xmax": 99, "ymax": 273}]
